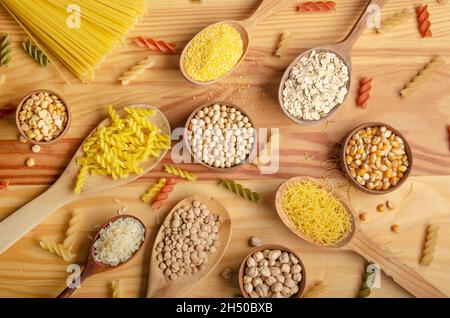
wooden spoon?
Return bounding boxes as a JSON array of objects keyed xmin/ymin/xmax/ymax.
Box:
[
  {"xmin": 146, "ymin": 195, "xmax": 232, "ymax": 297},
  {"xmin": 180, "ymin": 0, "xmax": 290, "ymax": 85},
  {"xmin": 0, "ymin": 105, "xmax": 170, "ymax": 255},
  {"xmin": 58, "ymin": 215, "xmax": 146, "ymax": 298},
  {"xmin": 278, "ymin": 0, "xmax": 389, "ymax": 125},
  {"xmin": 275, "ymin": 177, "xmax": 447, "ymax": 298}
]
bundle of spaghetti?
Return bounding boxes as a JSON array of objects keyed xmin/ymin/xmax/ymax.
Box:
[
  {"xmin": 22, "ymin": 39, "xmax": 49, "ymax": 67},
  {"xmin": 0, "ymin": 0, "xmax": 147, "ymax": 82},
  {"xmin": 416, "ymin": 4, "xmax": 432, "ymax": 38},
  {"xmin": 62, "ymin": 209, "xmax": 83, "ymax": 250},
  {"xmin": 141, "ymin": 178, "xmax": 166, "ymax": 203},
  {"xmin": 163, "ymin": 165, "xmax": 197, "ymax": 181},
  {"xmin": 219, "ymin": 179, "xmax": 260, "ymax": 204},
  {"xmin": 119, "ymin": 56, "xmax": 155, "ymax": 86},
  {"xmin": 420, "ymin": 224, "xmax": 439, "ymax": 266},
  {"xmin": 376, "ymin": 10, "xmax": 412, "ymax": 33},
  {"xmin": 302, "ymin": 281, "xmax": 327, "ymax": 298},
  {"xmin": 39, "ymin": 238, "xmax": 74, "ymax": 261},
  {"xmin": 356, "ymin": 77, "xmax": 373, "ymax": 108},
  {"xmin": 400, "ymin": 56, "xmax": 445, "ymax": 97},
  {"xmin": 280, "ymin": 180, "xmax": 351, "ymax": 246},
  {"xmin": 74, "ymin": 105, "xmax": 171, "ymax": 194},
  {"xmin": 0, "ymin": 34, "xmax": 12, "ymax": 67},
  {"xmin": 151, "ymin": 178, "xmax": 177, "ymax": 210},
  {"xmin": 275, "ymin": 32, "xmax": 291, "ymax": 58},
  {"xmin": 297, "ymin": 1, "xmax": 336, "ymax": 13},
  {"xmin": 135, "ymin": 36, "xmax": 177, "ymax": 55},
  {"xmin": 111, "ymin": 280, "xmax": 122, "ymax": 298}
]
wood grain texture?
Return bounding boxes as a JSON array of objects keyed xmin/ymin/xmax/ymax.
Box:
[{"xmin": 0, "ymin": 0, "xmax": 449, "ymax": 298}]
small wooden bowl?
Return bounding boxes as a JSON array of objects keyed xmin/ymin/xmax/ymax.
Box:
[
  {"xmin": 340, "ymin": 122, "xmax": 413, "ymax": 195},
  {"xmin": 278, "ymin": 48, "xmax": 352, "ymax": 126},
  {"xmin": 16, "ymin": 89, "xmax": 71, "ymax": 145},
  {"xmin": 184, "ymin": 101, "xmax": 257, "ymax": 171},
  {"xmin": 238, "ymin": 244, "xmax": 307, "ymax": 298}
]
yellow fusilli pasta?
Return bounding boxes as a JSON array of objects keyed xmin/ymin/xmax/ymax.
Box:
[
  {"xmin": 119, "ymin": 56, "xmax": 155, "ymax": 85},
  {"xmin": 401, "ymin": 56, "xmax": 445, "ymax": 97},
  {"xmin": 111, "ymin": 280, "xmax": 122, "ymax": 298},
  {"xmin": 275, "ymin": 31, "xmax": 291, "ymax": 58},
  {"xmin": 163, "ymin": 165, "xmax": 197, "ymax": 181},
  {"xmin": 74, "ymin": 165, "xmax": 89, "ymax": 194},
  {"xmin": 376, "ymin": 10, "xmax": 412, "ymax": 33},
  {"xmin": 141, "ymin": 178, "xmax": 166, "ymax": 203},
  {"xmin": 420, "ymin": 224, "xmax": 439, "ymax": 266},
  {"xmin": 39, "ymin": 239, "xmax": 74, "ymax": 261},
  {"xmin": 62, "ymin": 209, "xmax": 83, "ymax": 250}
]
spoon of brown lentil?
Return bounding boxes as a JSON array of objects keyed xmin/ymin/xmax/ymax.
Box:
[
  {"xmin": 57, "ymin": 215, "xmax": 146, "ymax": 298},
  {"xmin": 180, "ymin": 0, "xmax": 290, "ymax": 85}
]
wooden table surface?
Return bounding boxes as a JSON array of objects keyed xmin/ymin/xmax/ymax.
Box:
[{"xmin": 0, "ymin": 0, "xmax": 449, "ymax": 298}]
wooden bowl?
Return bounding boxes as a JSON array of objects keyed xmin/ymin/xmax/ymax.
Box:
[
  {"xmin": 16, "ymin": 89, "xmax": 71, "ymax": 145},
  {"xmin": 184, "ymin": 101, "xmax": 257, "ymax": 171},
  {"xmin": 278, "ymin": 48, "xmax": 352, "ymax": 126},
  {"xmin": 340, "ymin": 122, "xmax": 413, "ymax": 195},
  {"xmin": 238, "ymin": 244, "xmax": 307, "ymax": 298}
]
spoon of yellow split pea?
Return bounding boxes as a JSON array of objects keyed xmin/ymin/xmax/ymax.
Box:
[{"xmin": 180, "ymin": 0, "xmax": 291, "ymax": 85}]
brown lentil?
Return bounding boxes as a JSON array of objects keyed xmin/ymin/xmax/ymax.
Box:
[
  {"xmin": 376, "ymin": 204, "xmax": 386, "ymax": 212},
  {"xmin": 391, "ymin": 225, "xmax": 400, "ymax": 233}
]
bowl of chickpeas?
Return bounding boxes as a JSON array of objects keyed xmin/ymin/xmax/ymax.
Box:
[
  {"xmin": 340, "ymin": 122, "xmax": 413, "ymax": 194},
  {"xmin": 184, "ymin": 102, "xmax": 256, "ymax": 170},
  {"xmin": 16, "ymin": 89, "xmax": 71, "ymax": 145},
  {"xmin": 239, "ymin": 245, "xmax": 306, "ymax": 298}
]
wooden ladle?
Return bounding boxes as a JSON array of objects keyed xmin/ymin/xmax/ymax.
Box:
[
  {"xmin": 275, "ymin": 177, "xmax": 447, "ymax": 298},
  {"xmin": 58, "ymin": 215, "xmax": 146, "ymax": 298},
  {"xmin": 180, "ymin": 0, "xmax": 290, "ymax": 85},
  {"xmin": 0, "ymin": 105, "xmax": 170, "ymax": 255},
  {"xmin": 278, "ymin": 0, "xmax": 389, "ymax": 125},
  {"xmin": 146, "ymin": 195, "xmax": 232, "ymax": 297}
]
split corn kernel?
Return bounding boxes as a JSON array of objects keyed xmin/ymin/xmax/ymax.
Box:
[{"xmin": 184, "ymin": 23, "xmax": 243, "ymax": 82}]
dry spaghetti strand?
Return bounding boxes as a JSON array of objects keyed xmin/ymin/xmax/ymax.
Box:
[
  {"xmin": 356, "ymin": 77, "xmax": 373, "ymax": 108},
  {"xmin": 416, "ymin": 5, "xmax": 432, "ymax": 38},
  {"xmin": 298, "ymin": 1, "xmax": 336, "ymax": 13},
  {"xmin": 135, "ymin": 36, "xmax": 176, "ymax": 54}
]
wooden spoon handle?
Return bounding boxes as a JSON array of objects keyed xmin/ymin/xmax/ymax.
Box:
[
  {"xmin": 242, "ymin": 0, "xmax": 291, "ymax": 29},
  {"xmin": 340, "ymin": 0, "xmax": 389, "ymax": 48},
  {"xmin": 0, "ymin": 183, "xmax": 76, "ymax": 255},
  {"xmin": 348, "ymin": 228, "xmax": 447, "ymax": 298}
]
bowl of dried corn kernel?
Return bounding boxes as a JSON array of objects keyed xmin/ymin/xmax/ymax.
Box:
[
  {"xmin": 340, "ymin": 122, "xmax": 413, "ymax": 194},
  {"xmin": 16, "ymin": 89, "xmax": 71, "ymax": 145}
]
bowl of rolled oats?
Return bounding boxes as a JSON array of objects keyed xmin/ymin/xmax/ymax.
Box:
[
  {"xmin": 16, "ymin": 89, "xmax": 71, "ymax": 144},
  {"xmin": 278, "ymin": 49, "xmax": 351, "ymax": 126},
  {"xmin": 184, "ymin": 102, "xmax": 256, "ymax": 170}
]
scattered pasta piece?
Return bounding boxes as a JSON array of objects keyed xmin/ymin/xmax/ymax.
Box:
[
  {"xmin": 400, "ymin": 56, "xmax": 445, "ymax": 97},
  {"xmin": 39, "ymin": 239, "xmax": 74, "ymax": 261},
  {"xmin": 0, "ymin": 179, "xmax": 9, "ymax": 192},
  {"xmin": 119, "ymin": 56, "xmax": 155, "ymax": 85},
  {"xmin": 420, "ymin": 225, "xmax": 439, "ymax": 266},
  {"xmin": 164, "ymin": 165, "xmax": 197, "ymax": 181},
  {"xmin": 275, "ymin": 32, "xmax": 291, "ymax": 58},
  {"xmin": 135, "ymin": 36, "xmax": 176, "ymax": 55},
  {"xmin": 416, "ymin": 5, "xmax": 432, "ymax": 38},
  {"xmin": 356, "ymin": 77, "xmax": 373, "ymax": 108},
  {"xmin": 302, "ymin": 280, "xmax": 327, "ymax": 298},
  {"xmin": 151, "ymin": 178, "xmax": 177, "ymax": 210},
  {"xmin": 62, "ymin": 209, "xmax": 83, "ymax": 250},
  {"xmin": 111, "ymin": 280, "xmax": 122, "ymax": 298},
  {"xmin": 376, "ymin": 10, "xmax": 412, "ymax": 33},
  {"xmin": 297, "ymin": 1, "xmax": 336, "ymax": 13},
  {"xmin": 0, "ymin": 34, "xmax": 12, "ymax": 67},
  {"xmin": 141, "ymin": 178, "xmax": 167, "ymax": 203},
  {"xmin": 22, "ymin": 39, "xmax": 49, "ymax": 67},
  {"xmin": 219, "ymin": 179, "xmax": 260, "ymax": 204},
  {"xmin": 74, "ymin": 105, "xmax": 171, "ymax": 194}
]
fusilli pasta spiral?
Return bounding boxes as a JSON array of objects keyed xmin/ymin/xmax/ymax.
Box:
[
  {"xmin": 420, "ymin": 224, "xmax": 439, "ymax": 266},
  {"xmin": 416, "ymin": 5, "xmax": 432, "ymax": 38},
  {"xmin": 0, "ymin": 34, "xmax": 12, "ymax": 67},
  {"xmin": 119, "ymin": 56, "xmax": 155, "ymax": 85},
  {"xmin": 22, "ymin": 39, "xmax": 49, "ymax": 67},
  {"xmin": 62, "ymin": 209, "xmax": 83, "ymax": 250},
  {"xmin": 111, "ymin": 280, "xmax": 122, "ymax": 298},
  {"xmin": 400, "ymin": 56, "xmax": 445, "ymax": 97},
  {"xmin": 152, "ymin": 178, "xmax": 177, "ymax": 210},
  {"xmin": 164, "ymin": 165, "xmax": 197, "ymax": 181},
  {"xmin": 376, "ymin": 10, "xmax": 412, "ymax": 33},
  {"xmin": 219, "ymin": 179, "xmax": 260, "ymax": 204},
  {"xmin": 135, "ymin": 36, "xmax": 176, "ymax": 55},
  {"xmin": 302, "ymin": 280, "xmax": 327, "ymax": 298},
  {"xmin": 39, "ymin": 239, "xmax": 74, "ymax": 261},
  {"xmin": 356, "ymin": 77, "xmax": 373, "ymax": 108},
  {"xmin": 74, "ymin": 165, "xmax": 89, "ymax": 194},
  {"xmin": 275, "ymin": 32, "xmax": 291, "ymax": 58},
  {"xmin": 297, "ymin": 1, "xmax": 336, "ymax": 13},
  {"xmin": 141, "ymin": 178, "xmax": 167, "ymax": 203}
]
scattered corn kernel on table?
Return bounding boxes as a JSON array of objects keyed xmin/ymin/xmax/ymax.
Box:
[{"xmin": 0, "ymin": 0, "xmax": 450, "ymax": 298}]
